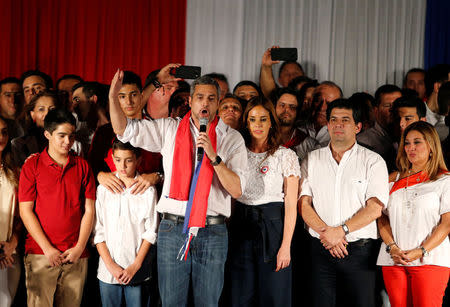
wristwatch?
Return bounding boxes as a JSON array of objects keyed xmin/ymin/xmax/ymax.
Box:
[
  {"xmin": 385, "ymin": 242, "xmax": 397, "ymax": 254},
  {"xmin": 211, "ymin": 155, "xmax": 222, "ymax": 166},
  {"xmin": 420, "ymin": 246, "xmax": 429, "ymax": 257},
  {"xmin": 341, "ymin": 223, "xmax": 350, "ymax": 236}
]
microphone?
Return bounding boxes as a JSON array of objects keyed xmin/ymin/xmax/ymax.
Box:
[{"xmin": 197, "ymin": 117, "xmax": 209, "ymax": 162}]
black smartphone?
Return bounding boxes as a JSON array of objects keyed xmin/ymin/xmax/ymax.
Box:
[
  {"xmin": 271, "ymin": 48, "xmax": 298, "ymax": 61},
  {"xmin": 170, "ymin": 66, "xmax": 201, "ymax": 79}
]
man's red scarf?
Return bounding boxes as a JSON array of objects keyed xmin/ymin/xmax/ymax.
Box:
[{"xmin": 169, "ymin": 111, "xmax": 218, "ymax": 229}]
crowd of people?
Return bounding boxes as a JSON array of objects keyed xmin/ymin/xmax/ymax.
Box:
[{"xmin": 0, "ymin": 46, "xmax": 449, "ymax": 307}]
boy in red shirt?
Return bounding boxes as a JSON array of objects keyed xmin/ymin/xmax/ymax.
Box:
[{"xmin": 19, "ymin": 108, "xmax": 96, "ymax": 307}]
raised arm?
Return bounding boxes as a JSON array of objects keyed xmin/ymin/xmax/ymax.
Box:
[
  {"xmin": 109, "ymin": 69, "xmax": 128, "ymax": 135},
  {"xmin": 109, "ymin": 64, "xmax": 181, "ymax": 136},
  {"xmin": 259, "ymin": 46, "xmax": 280, "ymax": 99}
]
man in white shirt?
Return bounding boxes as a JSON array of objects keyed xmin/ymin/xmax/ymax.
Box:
[
  {"xmin": 300, "ymin": 99, "xmax": 389, "ymax": 307},
  {"xmin": 108, "ymin": 66, "xmax": 247, "ymax": 306}
]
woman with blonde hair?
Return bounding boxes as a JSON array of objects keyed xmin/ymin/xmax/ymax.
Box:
[
  {"xmin": 229, "ymin": 96, "xmax": 300, "ymax": 307},
  {"xmin": 0, "ymin": 116, "xmax": 21, "ymax": 306},
  {"xmin": 377, "ymin": 121, "xmax": 450, "ymax": 307}
]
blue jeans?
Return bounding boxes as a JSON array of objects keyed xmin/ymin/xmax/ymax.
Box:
[
  {"xmin": 99, "ymin": 280, "xmax": 147, "ymax": 307},
  {"xmin": 157, "ymin": 219, "xmax": 228, "ymax": 307}
]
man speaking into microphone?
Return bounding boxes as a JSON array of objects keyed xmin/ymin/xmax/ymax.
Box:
[{"xmin": 108, "ymin": 65, "xmax": 247, "ymax": 307}]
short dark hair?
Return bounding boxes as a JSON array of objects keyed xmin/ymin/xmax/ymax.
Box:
[
  {"xmin": 72, "ymin": 81, "xmax": 109, "ymax": 110},
  {"xmin": 44, "ymin": 108, "xmax": 76, "ymax": 133},
  {"xmin": 373, "ymin": 84, "xmax": 401, "ymax": 107},
  {"xmin": 403, "ymin": 68, "xmax": 425, "ymax": 87},
  {"xmin": 425, "ymin": 64, "xmax": 450, "ymax": 97},
  {"xmin": 348, "ymin": 92, "xmax": 375, "ymax": 127},
  {"xmin": 279, "ymin": 61, "xmax": 304, "ymax": 77},
  {"xmin": 401, "ymin": 88, "xmax": 419, "ymax": 98},
  {"xmin": 326, "ymin": 98, "xmax": 362, "ymax": 125},
  {"xmin": 55, "ymin": 74, "xmax": 83, "ymax": 90},
  {"xmin": 232, "ymin": 80, "xmax": 262, "ymax": 97},
  {"xmin": 0, "ymin": 77, "xmax": 21, "ymax": 93},
  {"xmin": 392, "ymin": 95, "xmax": 426, "ymax": 118},
  {"xmin": 288, "ymin": 76, "xmax": 313, "ymax": 90},
  {"xmin": 191, "ymin": 76, "xmax": 220, "ymax": 98},
  {"xmin": 112, "ymin": 139, "xmax": 142, "ymax": 158},
  {"xmin": 20, "ymin": 70, "xmax": 53, "ymax": 89},
  {"xmin": 122, "ymin": 71, "xmax": 142, "ymax": 92},
  {"xmin": 270, "ymin": 87, "xmax": 303, "ymax": 121},
  {"xmin": 437, "ymin": 81, "xmax": 450, "ymax": 116}
]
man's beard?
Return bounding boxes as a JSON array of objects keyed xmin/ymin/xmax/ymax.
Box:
[{"xmin": 279, "ymin": 117, "xmax": 294, "ymax": 127}]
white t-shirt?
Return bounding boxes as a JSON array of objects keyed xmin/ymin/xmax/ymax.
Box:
[
  {"xmin": 238, "ymin": 146, "xmax": 300, "ymax": 205},
  {"xmin": 377, "ymin": 173, "xmax": 450, "ymax": 267}
]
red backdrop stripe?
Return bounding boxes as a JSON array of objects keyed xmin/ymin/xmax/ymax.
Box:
[{"xmin": 0, "ymin": 0, "xmax": 187, "ymax": 84}]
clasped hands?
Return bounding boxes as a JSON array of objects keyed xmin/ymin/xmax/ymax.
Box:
[
  {"xmin": 318, "ymin": 226, "xmax": 348, "ymax": 259},
  {"xmin": 43, "ymin": 245, "xmax": 83, "ymax": 267},
  {"xmin": 389, "ymin": 245, "xmax": 424, "ymax": 265}
]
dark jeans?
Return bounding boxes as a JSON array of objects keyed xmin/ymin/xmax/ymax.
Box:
[
  {"xmin": 310, "ymin": 237, "xmax": 379, "ymax": 307},
  {"xmin": 157, "ymin": 219, "xmax": 228, "ymax": 307}
]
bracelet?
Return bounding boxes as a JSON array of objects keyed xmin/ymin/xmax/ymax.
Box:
[
  {"xmin": 385, "ymin": 242, "xmax": 397, "ymax": 254},
  {"xmin": 420, "ymin": 246, "xmax": 429, "ymax": 257}
]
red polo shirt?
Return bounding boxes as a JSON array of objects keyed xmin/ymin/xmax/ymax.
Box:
[{"xmin": 19, "ymin": 148, "xmax": 96, "ymax": 257}]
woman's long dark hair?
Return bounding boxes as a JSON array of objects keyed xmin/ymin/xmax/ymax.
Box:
[
  {"xmin": 0, "ymin": 116, "xmax": 18, "ymax": 187},
  {"xmin": 241, "ymin": 96, "xmax": 281, "ymax": 157}
]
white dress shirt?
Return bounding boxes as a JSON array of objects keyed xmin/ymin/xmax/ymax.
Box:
[
  {"xmin": 93, "ymin": 180, "xmax": 159, "ymax": 284},
  {"xmin": 239, "ymin": 147, "xmax": 300, "ymax": 206},
  {"xmin": 377, "ymin": 174, "xmax": 450, "ymax": 267},
  {"xmin": 118, "ymin": 117, "xmax": 247, "ymax": 217},
  {"xmin": 300, "ymin": 143, "xmax": 389, "ymax": 242}
]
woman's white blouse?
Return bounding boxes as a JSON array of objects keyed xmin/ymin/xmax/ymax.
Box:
[
  {"xmin": 377, "ymin": 174, "xmax": 450, "ymax": 267},
  {"xmin": 238, "ymin": 146, "xmax": 300, "ymax": 206}
]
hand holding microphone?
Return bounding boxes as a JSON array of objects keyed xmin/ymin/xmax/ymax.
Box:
[{"xmin": 197, "ymin": 117, "xmax": 209, "ymax": 161}]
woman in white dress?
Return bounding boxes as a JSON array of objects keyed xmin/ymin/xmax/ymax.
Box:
[
  {"xmin": 0, "ymin": 116, "xmax": 21, "ymax": 307},
  {"xmin": 229, "ymin": 97, "xmax": 300, "ymax": 307},
  {"xmin": 377, "ymin": 121, "xmax": 450, "ymax": 307}
]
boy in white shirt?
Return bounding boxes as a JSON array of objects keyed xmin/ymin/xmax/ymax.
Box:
[{"xmin": 93, "ymin": 140, "xmax": 158, "ymax": 307}]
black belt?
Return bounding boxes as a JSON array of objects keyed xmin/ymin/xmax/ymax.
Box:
[
  {"xmin": 347, "ymin": 238, "xmax": 374, "ymax": 247},
  {"xmin": 162, "ymin": 212, "xmax": 225, "ymax": 225}
]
